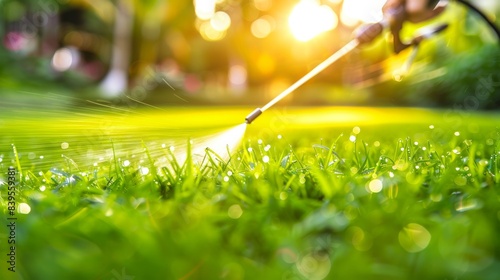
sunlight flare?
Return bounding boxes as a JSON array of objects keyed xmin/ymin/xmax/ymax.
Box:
[{"xmin": 289, "ymin": 0, "xmax": 338, "ymax": 42}]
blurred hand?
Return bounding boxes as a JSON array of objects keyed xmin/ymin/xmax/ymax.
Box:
[
  {"xmin": 355, "ymin": 23, "xmax": 384, "ymax": 44},
  {"xmin": 384, "ymin": 0, "xmax": 444, "ymax": 24}
]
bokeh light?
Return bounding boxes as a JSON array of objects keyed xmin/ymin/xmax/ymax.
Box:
[
  {"xmin": 18, "ymin": 203, "xmax": 31, "ymax": 214},
  {"xmin": 340, "ymin": 0, "xmax": 385, "ymax": 27},
  {"xmin": 254, "ymin": 0, "xmax": 272, "ymax": 11},
  {"xmin": 228, "ymin": 204, "xmax": 243, "ymax": 219},
  {"xmin": 194, "ymin": 0, "xmax": 216, "ymax": 20},
  {"xmin": 199, "ymin": 21, "xmax": 226, "ymax": 41},
  {"xmin": 210, "ymin": 11, "xmax": 231, "ymax": 31},
  {"xmin": 368, "ymin": 179, "xmax": 383, "ymax": 193},
  {"xmin": 229, "ymin": 64, "xmax": 247, "ymax": 88},
  {"xmin": 52, "ymin": 47, "xmax": 80, "ymax": 72},
  {"xmin": 288, "ymin": 0, "xmax": 338, "ymax": 42},
  {"xmin": 251, "ymin": 17, "xmax": 273, "ymax": 38},
  {"xmin": 399, "ymin": 223, "xmax": 431, "ymax": 253}
]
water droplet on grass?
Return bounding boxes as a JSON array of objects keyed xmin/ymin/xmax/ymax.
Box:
[
  {"xmin": 486, "ymin": 139, "xmax": 494, "ymax": 146},
  {"xmin": 161, "ymin": 144, "xmax": 166, "ymax": 148},
  {"xmin": 454, "ymin": 131, "xmax": 460, "ymax": 136},
  {"xmin": 368, "ymin": 179, "xmax": 383, "ymax": 193},
  {"xmin": 349, "ymin": 135, "xmax": 356, "ymax": 142},
  {"xmin": 28, "ymin": 152, "xmax": 36, "ymax": 159},
  {"xmin": 247, "ymin": 147, "xmax": 253, "ymax": 152},
  {"xmin": 123, "ymin": 160, "xmax": 131, "ymax": 167},
  {"xmin": 264, "ymin": 144, "xmax": 271, "ymax": 151},
  {"xmin": 227, "ymin": 171, "xmax": 233, "ymax": 176},
  {"xmin": 228, "ymin": 204, "xmax": 243, "ymax": 219},
  {"xmin": 414, "ymin": 142, "xmax": 418, "ymax": 146},
  {"xmin": 373, "ymin": 141, "xmax": 380, "ymax": 147},
  {"xmin": 456, "ymin": 198, "xmax": 480, "ymax": 212},
  {"xmin": 353, "ymin": 126, "xmax": 361, "ymax": 134},
  {"xmin": 262, "ymin": 155, "xmax": 270, "ymax": 163},
  {"xmin": 258, "ymin": 139, "xmax": 263, "ymax": 144},
  {"xmin": 140, "ymin": 167, "xmax": 149, "ymax": 175},
  {"xmin": 389, "ymin": 172, "xmax": 395, "ymax": 178},
  {"xmin": 61, "ymin": 142, "xmax": 69, "ymax": 149},
  {"xmin": 18, "ymin": 203, "xmax": 31, "ymax": 214},
  {"xmin": 299, "ymin": 174, "xmax": 306, "ymax": 184},
  {"xmin": 39, "ymin": 185, "xmax": 46, "ymax": 192},
  {"xmin": 39, "ymin": 156, "xmax": 44, "ymax": 159},
  {"xmin": 429, "ymin": 125, "xmax": 435, "ymax": 129},
  {"xmin": 277, "ymin": 134, "xmax": 282, "ymax": 139},
  {"xmin": 169, "ymin": 146, "xmax": 175, "ymax": 152},
  {"xmin": 223, "ymin": 176, "xmax": 229, "ymax": 182}
]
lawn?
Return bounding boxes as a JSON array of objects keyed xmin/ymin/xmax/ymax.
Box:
[{"xmin": 1, "ymin": 106, "xmax": 500, "ymax": 280}]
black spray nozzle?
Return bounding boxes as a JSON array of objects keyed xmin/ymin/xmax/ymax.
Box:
[{"xmin": 245, "ymin": 108, "xmax": 262, "ymax": 124}]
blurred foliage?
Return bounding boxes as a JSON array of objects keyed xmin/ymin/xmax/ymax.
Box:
[
  {"xmin": 0, "ymin": 0, "xmax": 499, "ymax": 107},
  {"xmin": 399, "ymin": 44, "xmax": 500, "ymax": 109}
]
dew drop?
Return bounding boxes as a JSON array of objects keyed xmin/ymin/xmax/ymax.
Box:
[
  {"xmin": 262, "ymin": 155, "xmax": 270, "ymax": 163},
  {"xmin": 18, "ymin": 203, "xmax": 31, "ymax": 214},
  {"xmin": 140, "ymin": 167, "xmax": 149, "ymax": 175},
  {"xmin": 368, "ymin": 179, "xmax": 383, "ymax": 193}
]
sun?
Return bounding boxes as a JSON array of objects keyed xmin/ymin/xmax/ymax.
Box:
[{"xmin": 288, "ymin": 0, "xmax": 338, "ymax": 42}]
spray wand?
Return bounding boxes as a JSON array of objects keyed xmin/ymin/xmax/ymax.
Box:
[
  {"xmin": 244, "ymin": 8, "xmax": 403, "ymax": 124},
  {"xmin": 245, "ymin": 0, "xmax": 500, "ymax": 125}
]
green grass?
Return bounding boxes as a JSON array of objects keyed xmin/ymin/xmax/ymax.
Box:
[{"xmin": 1, "ymin": 106, "xmax": 500, "ymax": 280}]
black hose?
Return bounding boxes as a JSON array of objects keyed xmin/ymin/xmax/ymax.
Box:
[{"xmin": 454, "ymin": 0, "xmax": 500, "ymax": 44}]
